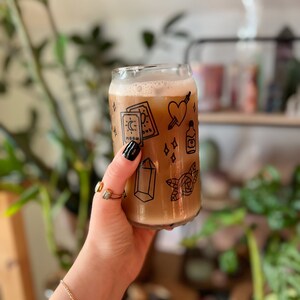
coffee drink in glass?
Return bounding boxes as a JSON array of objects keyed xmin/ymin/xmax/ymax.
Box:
[{"xmin": 109, "ymin": 64, "xmax": 201, "ymax": 229}]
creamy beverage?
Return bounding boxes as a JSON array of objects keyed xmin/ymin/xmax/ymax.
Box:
[{"xmin": 109, "ymin": 64, "xmax": 201, "ymax": 229}]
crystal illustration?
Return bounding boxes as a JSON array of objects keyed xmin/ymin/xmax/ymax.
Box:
[{"xmin": 134, "ymin": 158, "xmax": 156, "ymax": 202}]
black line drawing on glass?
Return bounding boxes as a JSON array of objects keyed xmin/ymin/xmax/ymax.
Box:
[
  {"xmin": 121, "ymin": 112, "xmax": 143, "ymax": 146},
  {"xmin": 121, "ymin": 101, "xmax": 159, "ymax": 145},
  {"xmin": 113, "ymin": 126, "xmax": 117, "ymax": 137},
  {"xmin": 126, "ymin": 102, "xmax": 159, "ymax": 140},
  {"xmin": 166, "ymin": 162, "xmax": 198, "ymax": 201},
  {"xmin": 171, "ymin": 153, "xmax": 176, "ymax": 163},
  {"xmin": 186, "ymin": 120, "xmax": 196, "ymax": 154},
  {"xmin": 164, "ymin": 139, "xmax": 177, "ymax": 162},
  {"xmin": 134, "ymin": 157, "xmax": 156, "ymax": 202},
  {"xmin": 171, "ymin": 137, "xmax": 178, "ymax": 149},
  {"xmin": 113, "ymin": 102, "xmax": 116, "ymax": 112},
  {"xmin": 164, "ymin": 143, "xmax": 170, "ymax": 156},
  {"xmin": 168, "ymin": 91, "xmax": 191, "ymax": 130}
]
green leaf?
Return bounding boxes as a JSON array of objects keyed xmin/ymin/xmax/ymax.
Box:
[
  {"xmin": 0, "ymin": 80, "xmax": 7, "ymax": 94},
  {"xmin": 99, "ymin": 41, "xmax": 114, "ymax": 52},
  {"xmin": 181, "ymin": 208, "xmax": 246, "ymax": 248},
  {"xmin": 54, "ymin": 34, "xmax": 67, "ymax": 65},
  {"xmin": 22, "ymin": 76, "xmax": 33, "ymax": 87},
  {"xmin": 37, "ymin": 0, "xmax": 48, "ymax": 5},
  {"xmin": 163, "ymin": 12, "xmax": 185, "ymax": 33},
  {"xmin": 263, "ymin": 261, "xmax": 280, "ymax": 292},
  {"xmin": 0, "ymin": 182, "xmax": 23, "ymax": 194},
  {"xmin": 261, "ymin": 166, "xmax": 281, "ymax": 184},
  {"xmin": 246, "ymin": 228, "xmax": 265, "ymax": 300},
  {"xmin": 0, "ymin": 158, "xmax": 17, "ymax": 176},
  {"xmin": 34, "ymin": 39, "xmax": 48, "ymax": 61},
  {"xmin": 286, "ymin": 277, "xmax": 300, "ymax": 295},
  {"xmin": 70, "ymin": 35, "xmax": 85, "ymax": 45},
  {"xmin": 29, "ymin": 108, "xmax": 38, "ymax": 132},
  {"xmin": 3, "ymin": 54, "xmax": 12, "ymax": 72},
  {"xmin": 0, "ymin": 139, "xmax": 22, "ymax": 176},
  {"xmin": 51, "ymin": 189, "xmax": 71, "ymax": 217},
  {"xmin": 142, "ymin": 31, "xmax": 155, "ymax": 49},
  {"xmin": 1, "ymin": 10, "xmax": 15, "ymax": 38},
  {"xmin": 217, "ymin": 208, "xmax": 246, "ymax": 226},
  {"xmin": 91, "ymin": 25, "xmax": 101, "ymax": 40},
  {"xmin": 219, "ymin": 249, "xmax": 238, "ymax": 274},
  {"xmin": 5, "ymin": 185, "xmax": 40, "ymax": 216}
]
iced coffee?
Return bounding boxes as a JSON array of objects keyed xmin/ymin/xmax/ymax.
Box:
[{"xmin": 109, "ymin": 64, "xmax": 201, "ymax": 229}]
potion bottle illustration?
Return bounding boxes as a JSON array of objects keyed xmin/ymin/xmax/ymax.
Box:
[{"xmin": 186, "ymin": 120, "xmax": 196, "ymax": 154}]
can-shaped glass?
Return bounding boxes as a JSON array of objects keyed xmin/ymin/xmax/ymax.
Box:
[{"xmin": 108, "ymin": 64, "xmax": 201, "ymax": 229}]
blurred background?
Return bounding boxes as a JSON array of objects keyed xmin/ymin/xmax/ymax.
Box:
[{"xmin": 1, "ymin": 0, "xmax": 300, "ymax": 299}]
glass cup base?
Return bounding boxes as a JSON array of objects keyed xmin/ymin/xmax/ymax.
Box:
[{"xmin": 128, "ymin": 206, "xmax": 202, "ymax": 230}]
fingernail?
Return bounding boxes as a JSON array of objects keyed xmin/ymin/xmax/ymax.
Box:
[{"xmin": 122, "ymin": 141, "xmax": 140, "ymax": 161}]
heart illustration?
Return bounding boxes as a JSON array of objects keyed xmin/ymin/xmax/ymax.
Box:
[{"xmin": 168, "ymin": 100, "xmax": 187, "ymax": 128}]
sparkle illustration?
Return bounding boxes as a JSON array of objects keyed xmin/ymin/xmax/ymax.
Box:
[
  {"xmin": 171, "ymin": 153, "xmax": 176, "ymax": 163},
  {"xmin": 171, "ymin": 137, "xmax": 178, "ymax": 149},
  {"xmin": 193, "ymin": 102, "xmax": 196, "ymax": 112},
  {"xmin": 164, "ymin": 144, "xmax": 170, "ymax": 156}
]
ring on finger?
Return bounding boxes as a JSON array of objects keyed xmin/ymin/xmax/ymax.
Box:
[{"xmin": 95, "ymin": 181, "xmax": 125, "ymax": 200}]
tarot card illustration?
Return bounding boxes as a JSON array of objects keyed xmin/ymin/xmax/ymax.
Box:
[{"xmin": 120, "ymin": 101, "xmax": 159, "ymax": 145}]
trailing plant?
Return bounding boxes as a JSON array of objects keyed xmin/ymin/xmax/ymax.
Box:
[{"xmin": 182, "ymin": 165, "xmax": 300, "ymax": 299}]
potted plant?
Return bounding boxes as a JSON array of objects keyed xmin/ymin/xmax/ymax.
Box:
[
  {"xmin": 182, "ymin": 165, "xmax": 300, "ymax": 299},
  {"xmin": 0, "ymin": 0, "xmax": 125, "ymax": 271}
]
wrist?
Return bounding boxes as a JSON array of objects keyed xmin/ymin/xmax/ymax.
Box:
[{"xmin": 61, "ymin": 242, "xmax": 129, "ymax": 300}]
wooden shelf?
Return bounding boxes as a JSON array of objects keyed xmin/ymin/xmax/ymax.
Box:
[{"xmin": 198, "ymin": 112, "xmax": 300, "ymax": 127}]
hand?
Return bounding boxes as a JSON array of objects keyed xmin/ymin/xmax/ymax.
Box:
[
  {"xmin": 51, "ymin": 141, "xmax": 156, "ymax": 300},
  {"xmin": 87, "ymin": 141, "xmax": 156, "ymax": 281}
]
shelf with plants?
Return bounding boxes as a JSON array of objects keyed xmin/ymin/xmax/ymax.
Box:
[{"xmin": 198, "ymin": 111, "xmax": 300, "ymax": 127}]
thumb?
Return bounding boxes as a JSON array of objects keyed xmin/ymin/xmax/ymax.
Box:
[{"xmin": 91, "ymin": 141, "xmax": 141, "ymax": 214}]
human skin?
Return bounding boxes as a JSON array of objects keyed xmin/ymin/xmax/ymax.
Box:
[{"xmin": 50, "ymin": 143, "xmax": 156, "ymax": 300}]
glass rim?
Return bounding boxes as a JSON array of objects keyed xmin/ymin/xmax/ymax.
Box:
[{"xmin": 112, "ymin": 63, "xmax": 191, "ymax": 77}]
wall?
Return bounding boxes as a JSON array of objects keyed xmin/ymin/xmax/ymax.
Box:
[{"xmin": 1, "ymin": 0, "xmax": 300, "ymax": 299}]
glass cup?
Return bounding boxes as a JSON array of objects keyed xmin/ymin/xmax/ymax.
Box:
[{"xmin": 108, "ymin": 64, "xmax": 201, "ymax": 229}]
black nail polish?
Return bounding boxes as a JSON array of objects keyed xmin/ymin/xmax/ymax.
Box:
[{"xmin": 122, "ymin": 141, "xmax": 141, "ymax": 161}]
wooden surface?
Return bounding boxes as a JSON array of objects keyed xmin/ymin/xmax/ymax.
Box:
[
  {"xmin": 199, "ymin": 112, "xmax": 300, "ymax": 127},
  {"xmin": 152, "ymin": 251, "xmax": 199, "ymax": 300},
  {"xmin": 0, "ymin": 192, "xmax": 36, "ymax": 300}
]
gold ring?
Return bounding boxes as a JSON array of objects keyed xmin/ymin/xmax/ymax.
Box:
[{"xmin": 95, "ymin": 181, "xmax": 124, "ymax": 200}]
